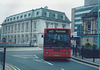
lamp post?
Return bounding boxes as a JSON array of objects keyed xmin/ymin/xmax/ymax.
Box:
[{"xmin": 97, "ymin": 0, "xmax": 100, "ymax": 49}]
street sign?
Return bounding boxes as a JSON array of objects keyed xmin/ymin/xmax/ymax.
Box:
[{"xmin": 2, "ymin": 38, "xmax": 6, "ymax": 43}]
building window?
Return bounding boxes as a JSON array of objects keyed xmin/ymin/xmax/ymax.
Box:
[
  {"xmin": 10, "ymin": 18, "xmax": 12, "ymax": 21},
  {"xmin": 45, "ymin": 12, "xmax": 49, "ymax": 17},
  {"xmin": 34, "ymin": 22, "xmax": 36, "ymax": 30},
  {"xmin": 28, "ymin": 13, "xmax": 31, "ymax": 17},
  {"xmin": 17, "ymin": 16, "xmax": 19, "ymax": 19},
  {"xmin": 8, "ymin": 19, "xmax": 9, "ymax": 22},
  {"xmin": 26, "ymin": 35, "xmax": 29, "ymax": 43},
  {"xmin": 75, "ymin": 19, "xmax": 81, "ymax": 22},
  {"xmin": 11, "ymin": 25, "xmax": 13, "ymax": 33},
  {"xmin": 87, "ymin": 22, "xmax": 91, "ymax": 31},
  {"xmin": 61, "ymin": 16, "xmax": 63, "ymax": 20},
  {"xmin": 22, "ymin": 23, "xmax": 24, "ymax": 32},
  {"xmin": 63, "ymin": 15, "xmax": 65, "ymax": 20},
  {"xmin": 9, "ymin": 26, "xmax": 10, "ymax": 33},
  {"xmin": 6, "ymin": 26, "xmax": 7, "ymax": 33},
  {"xmin": 46, "ymin": 22, "xmax": 50, "ymax": 28},
  {"xmin": 24, "ymin": 14, "xmax": 27, "ymax": 18},
  {"xmin": 15, "ymin": 24, "xmax": 17, "ymax": 32},
  {"xmin": 18, "ymin": 24, "xmax": 20, "ymax": 32},
  {"xmin": 51, "ymin": 23, "xmax": 53, "ymax": 28},
  {"xmin": 18, "ymin": 35, "xmax": 20, "ymax": 44},
  {"xmin": 36, "ymin": 12, "xmax": 39, "ymax": 15},
  {"xmin": 20, "ymin": 15, "xmax": 23, "ymax": 18},
  {"xmin": 53, "ymin": 14, "xmax": 57, "ymax": 19},
  {"xmin": 33, "ymin": 35, "xmax": 37, "ymax": 42},
  {"xmin": 22, "ymin": 35, "xmax": 24, "ymax": 43},
  {"xmin": 13, "ymin": 17, "xmax": 15, "ymax": 20},
  {"xmin": 54, "ymin": 23, "xmax": 58, "ymax": 28},
  {"xmin": 62, "ymin": 24, "xmax": 66, "ymax": 28},
  {"xmin": 5, "ymin": 20, "xmax": 6, "ymax": 22},
  {"xmin": 26, "ymin": 22, "xmax": 29, "ymax": 32}
]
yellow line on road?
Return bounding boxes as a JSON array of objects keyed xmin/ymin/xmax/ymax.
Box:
[
  {"xmin": 7, "ymin": 64, "xmax": 17, "ymax": 70},
  {"xmin": 70, "ymin": 59, "xmax": 99, "ymax": 69},
  {"xmin": 6, "ymin": 63, "xmax": 20, "ymax": 70}
]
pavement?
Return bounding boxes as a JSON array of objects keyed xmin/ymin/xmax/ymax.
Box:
[{"xmin": 71, "ymin": 50, "xmax": 100, "ymax": 67}]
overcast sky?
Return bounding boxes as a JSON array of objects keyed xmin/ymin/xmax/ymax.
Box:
[{"xmin": 0, "ymin": 0, "xmax": 84, "ymax": 25}]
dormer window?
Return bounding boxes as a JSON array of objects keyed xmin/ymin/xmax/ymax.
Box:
[
  {"xmin": 20, "ymin": 15, "xmax": 23, "ymax": 18},
  {"xmin": 61, "ymin": 15, "xmax": 65, "ymax": 20},
  {"xmin": 10, "ymin": 18, "xmax": 12, "ymax": 21},
  {"xmin": 8, "ymin": 19, "xmax": 9, "ymax": 21},
  {"xmin": 54, "ymin": 14, "xmax": 57, "ymax": 19},
  {"xmin": 63, "ymin": 15, "xmax": 65, "ymax": 20},
  {"xmin": 5, "ymin": 20, "xmax": 6, "ymax": 22},
  {"xmin": 36, "ymin": 12, "xmax": 39, "ymax": 15},
  {"xmin": 28, "ymin": 13, "xmax": 31, "ymax": 17},
  {"xmin": 13, "ymin": 17, "xmax": 15, "ymax": 20},
  {"xmin": 24, "ymin": 14, "xmax": 27, "ymax": 17},
  {"xmin": 61, "ymin": 16, "xmax": 63, "ymax": 19},
  {"xmin": 45, "ymin": 12, "xmax": 49, "ymax": 17},
  {"xmin": 17, "ymin": 16, "xmax": 19, "ymax": 19}
]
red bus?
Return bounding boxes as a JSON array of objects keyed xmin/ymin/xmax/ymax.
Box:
[{"xmin": 43, "ymin": 28, "xmax": 71, "ymax": 59}]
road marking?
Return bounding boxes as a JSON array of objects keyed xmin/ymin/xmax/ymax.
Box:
[
  {"xmin": 7, "ymin": 64, "xmax": 16, "ymax": 70},
  {"xmin": 33, "ymin": 59, "xmax": 45, "ymax": 64},
  {"xmin": 33, "ymin": 58, "xmax": 53, "ymax": 66},
  {"xmin": 61, "ymin": 68, "xmax": 65, "ymax": 70},
  {"xmin": 7, "ymin": 63, "xmax": 20, "ymax": 70},
  {"xmin": 44, "ymin": 61, "xmax": 53, "ymax": 66},
  {"xmin": 34, "ymin": 55, "xmax": 39, "ymax": 58},
  {"xmin": 13, "ymin": 65, "xmax": 20, "ymax": 70},
  {"xmin": 12, "ymin": 55, "xmax": 38, "ymax": 59},
  {"xmin": 71, "ymin": 59, "xmax": 99, "ymax": 69}
]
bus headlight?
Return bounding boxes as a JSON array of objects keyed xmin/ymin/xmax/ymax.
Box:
[
  {"xmin": 66, "ymin": 52, "xmax": 69, "ymax": 54},
  {"xmin": 46, "ymin": 52, "xmax": 49, "ymax": 54}
]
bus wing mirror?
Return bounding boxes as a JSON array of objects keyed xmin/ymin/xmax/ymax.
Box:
[{"xmin": 41, "ymin": 35, "xmax": 44, "ymax": 38}]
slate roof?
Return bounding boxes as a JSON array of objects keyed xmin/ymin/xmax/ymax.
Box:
[{"xmin": 2, "ymin": 7, "xmax": 70, "ymax": 25}]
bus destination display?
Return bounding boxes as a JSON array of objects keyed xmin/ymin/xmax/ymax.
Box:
[{"xmin": 47, "ymin": 29, "xmax": 68, "ymax": 34}]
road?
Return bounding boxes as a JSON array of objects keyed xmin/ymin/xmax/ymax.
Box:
[{"xmin": 5, "ymin": 47, "xmax": 99, "ymax": 70}]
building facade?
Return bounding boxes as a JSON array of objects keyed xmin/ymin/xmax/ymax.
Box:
[
  {"xmin": 84, "ymin": 0, "xmax": 98, "ymax": 6},
  {"xmin": 71, "ymin": 4, "xmax": 96, "ymax": 34},
  {"xmin": 1, "ymin": 7, "xmax": 70, "ymax": 47},
  {"xmin": 81, "ymin": 6, "xmax": 100, "ymax": 47},
  {"xmin": 71, "ymin": 0, "xmax": 99, "ymax": 47},
  {"xmin": 71, "ymin": 0, "xmax": 98, "ymax": 34}
]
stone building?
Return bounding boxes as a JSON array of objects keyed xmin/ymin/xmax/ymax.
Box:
[
  {"xmin": 81, "ymin": 6, "xmax": 100, "ymax": 47},
  {"xmin": 1, "ymin": 7, "xmax": 70, "ymax": 47}
]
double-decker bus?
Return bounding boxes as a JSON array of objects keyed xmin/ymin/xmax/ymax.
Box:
[{"xmin": 43, "ymin": 28, "xmax": 71, "ymax": 59}]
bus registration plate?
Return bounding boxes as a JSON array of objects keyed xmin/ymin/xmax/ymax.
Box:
[{"xmin": 54, "ymin": 54, "xmax": 60, "ymax": 56}]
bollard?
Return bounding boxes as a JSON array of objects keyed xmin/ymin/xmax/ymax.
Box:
[
  {"xmin": 81, "ymin": 46, "xmax": 84, "ymax": 59},
  {"xmin": 75, "ymin": 46, "xmax": 77, "ymax": 57},
  {"xmin": 93, "ymin": 46, "xmax": 96, "ymax": 62},
  {"xmin": 79, "ymin": 47, "xmax": 81, "ymax": 56},
  {"xmin": 73, "ymin": 45, "xmax": 75, "ymax": 56}
]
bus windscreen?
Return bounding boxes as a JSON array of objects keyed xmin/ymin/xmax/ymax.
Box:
[{"xmin": 44, "ymin": 34, "xmax": 70, "ymax": 47}]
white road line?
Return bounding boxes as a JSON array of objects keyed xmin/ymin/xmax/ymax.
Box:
[
  {"xmin": 34, "ymin": 55, "xmax": 39, "ymax": 58},
  {"xmin": 71, "ymin": 59, "xmax": 99, "ymax": 69},
  {"xmin": 12, "ymin": 55, "xmax": 38, "ymax": 59},
  {"xmin": 44, "ymin": 61, "xmax": 53, "ymax": 66},
  {"xmin": 61, "ymin": 68, "xmax": 65, "ymax": 70},
  {"xmin": 33, "ymin": 59, "xmax": 45, "ymax": 64},
  {"xmin": 33, "ymin": 58, "xmax": 53, "ymax": 66}
]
